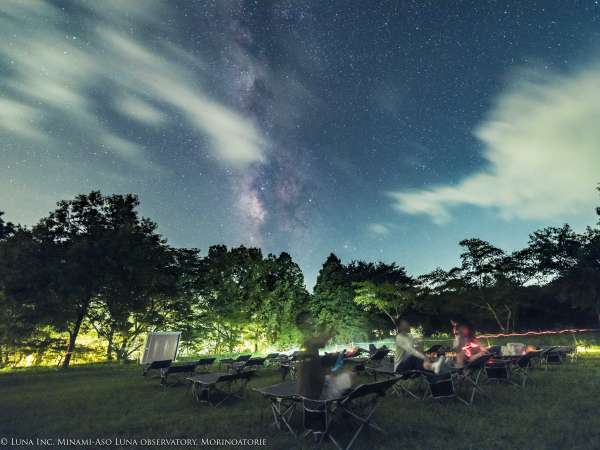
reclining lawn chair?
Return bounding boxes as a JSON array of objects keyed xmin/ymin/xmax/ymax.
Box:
[
  {"xmin": 187, "ymin": 370, "xmax": 255, "ymax": 407},
  {"xmin": 279, "ymin": 351, "xmax": 306, "ymax": 380},
  {"xmin": 254, "ymin": 380, "xmax": 299, "ymax": 436},
  {"xmin": 236, "ymin": 357, "xmax": 266, "ymax": 372},
  {"xmin": 370, "ymin": 363, "xmax": 425, "ymax": 399},
  {"xmin": 336, "ymin": 377, "xmax": 400, "ymax": 450},
  {"xmin": 539, "ymin": 346, "xmax": 561, "ymax": 370},
  {"xmin": 485, "ymin": 358, "xmax": 514, "ymax": 385},
  {"xmin": 219, "ymin": 354, "xmax": 252, "ymax": 372},
  {"xmin": 301, "ymin": 397, "xmax": 341, "ymax": 449},
  {"xmin": 142, "ymin": 359, "xmax": 171, "ymax": 378},
  {"xmin": 554, "ymin": 346, "xmax": 576, "ymax": 363},
  {"xmin": 300, "ymin": 377, "xmax": 399, "ymax": 450},
  {"xmin": 511, "ymin": 350, "xmax": 542, "ymax": 386},
  {"xmin": 424, "ymin": 354, "xmax": 492, "ymax": 405},
  {"xmin": 196, "ymin": 357, "xmax": 216, "ymax": 373},
  {"xmin": 356, "ymin": 348, "xmax": 390, "ymax": 373},
  {"xmin": 264, "ymin": 353, "xmax": 281, "ymax": 367},
  {"xmin": 161, "ymin": 361, "xmax": 200, "ymax": 385}
]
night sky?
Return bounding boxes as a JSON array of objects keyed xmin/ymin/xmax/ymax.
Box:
[{"xmin": 2, "ymin": 1, "xmax": 600, "ymax": 289}]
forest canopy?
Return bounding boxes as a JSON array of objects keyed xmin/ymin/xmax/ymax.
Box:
[{"xmin": 1, "ymin": 188, "xmax": 599, "ymax": 368}]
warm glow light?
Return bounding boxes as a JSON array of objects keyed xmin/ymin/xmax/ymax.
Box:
[
  {"xmin": 479, "ymin": 328, "xmax": 600, "ymax": 339},
  {"xmin": 462, "ymin": 342, "xmax": 479, "ymax": 358}
]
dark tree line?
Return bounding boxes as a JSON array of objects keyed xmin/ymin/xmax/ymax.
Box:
[{"xmin": 1, "ymin": 187, "xmax": 599, "ymax": 368}]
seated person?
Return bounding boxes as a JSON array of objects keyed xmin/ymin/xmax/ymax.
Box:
[
  {"xmin": 395, "ymin": 319, "xmax": 445, "ymax": 374},
  {"xmin": 344, "ymin": 346, "xmax": 360, "ymax": 358},
  {"xmin": 453, "ymin": 322, "xmax": 488, "ymax": 368},
  {"xmin": 323, "ymin": 364, "xmax": 354, "ymax": 399}
]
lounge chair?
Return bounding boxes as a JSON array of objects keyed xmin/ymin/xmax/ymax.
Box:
[
  {"xmin": 161, "ymin": 361, "xmax": 199, "ymax": 385},
  {"xmin": 424, "ymin": 353, "xmax": 492, "ymax": 405},
  {"xmin": 355, "ymin": 348, "xmax": 390, "ymax": 373},
  {"xmin": 142, "ymin": 359, "xmax": 172, "ymax": 377},
  {"xmin": 370, "ymin": 362, "xmax": 425, "ymax": 399},
  {"xmin": 220, "ymin": 354, "xmax": 252, "ymax": 372},
  {"xmin": 486, "ymin": 350, "xmax": 540, "ymax": 387},
  {"xmin": 300, "ymin": 377, "xmax": 399, "ymax": 450},
  {"xmin": 539, "ymin": 346, "xmax": 561, "ymax": 369},
  {"xmin": 196, "ymin": 357, "xmax": 216, "ymax": 372},
  {"xmin": 187, "ymin": 371, "xmax": 255, "ymax": 407},
  {"xmin": 235, "ymin": 357, "xmax": 266, "ymax": 372},
  {"xmin": 254, "ymin": 380, "xmax": 299, "ymax": 436},
  {"xmin": 279, "ymin": 351, "xmax": 307, "ymax": 380},
  {"xmin": 264, "ymin": 353, "xmax": 281, "ymax": 367}
]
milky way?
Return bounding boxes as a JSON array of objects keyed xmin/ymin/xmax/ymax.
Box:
[{"xmin": 2, "ymin": 1, "xmax": 600, "ymax": 288}]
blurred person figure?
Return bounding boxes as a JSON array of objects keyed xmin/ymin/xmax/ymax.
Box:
[
  {"xmin": 395, "ymin": 319, "xmax": 444, "ymax": 374},
  {"xmin": 454, "ymin": 322, "xmax": 487, "ymax": 368}
]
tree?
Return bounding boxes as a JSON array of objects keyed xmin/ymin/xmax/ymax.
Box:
[
  {"xmin": 354, "ymin": 281, "xmax": 413, "ymax": 331},
  {"xmin": 86, "ymin": 195, "xmax": 181, "ymax": 361},
  {"xmin": 1, "ymin": 192, "xmax": 180, "ymax": 367},
  {"xmin": 309, "ymin": 254, "xmax": 370, "ymax": 342},
  {"xmin": 257, "ymin": 252, "xmax": 308, "ymax": 348},
  {"xmin": 0, "ymin": 214, "xmax": 52, "ymax": 366},
  {"xmin": 457, "ymin": 238, "xmax": 518, "ymax": 331}
]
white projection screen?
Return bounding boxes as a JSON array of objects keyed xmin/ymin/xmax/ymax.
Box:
[{"xmin": 141, "ymin": 332, "xmax": 181, "ymax": 365}]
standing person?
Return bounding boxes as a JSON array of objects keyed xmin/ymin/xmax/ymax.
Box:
[
  {"xmin": 295, "ymin": 332, "xmax": 330, "ymax": 399},
  {"xmin": 395, "ymin": 320, "xmax": 444, "ymax": 374}
]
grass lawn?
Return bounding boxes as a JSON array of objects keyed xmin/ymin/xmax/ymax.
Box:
[{"xmin": 1, "ymin": 357, "xmax": 599, "ymax": 450}]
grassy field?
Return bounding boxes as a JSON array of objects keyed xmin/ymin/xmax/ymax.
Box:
[{"xmin": 1, "ymin": 355, "xmax": 600, "ymax": 450}]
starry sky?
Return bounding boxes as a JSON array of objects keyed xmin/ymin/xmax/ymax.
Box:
[{"xmin": 2, "ymin": 1, "xmax": 600, "ymax": 289}]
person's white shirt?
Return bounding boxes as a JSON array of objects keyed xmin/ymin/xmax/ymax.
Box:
[{"xmin": 394, "ymin": 332, "xmax": 426, "ymax": 370}]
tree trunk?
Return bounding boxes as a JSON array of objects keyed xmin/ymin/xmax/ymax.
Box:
[
  {"xmin": 61, "ymin": 306, "xmax": 87, "ymax": 369},
  {"xmin": 486, "ymin": 302, "xmax": 506, "ymax": 332},
  {"xmin": 106, "ymin": 327, "xmax": 114, "ymax": 361}
]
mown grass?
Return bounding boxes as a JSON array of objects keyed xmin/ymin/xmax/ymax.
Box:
[{"xmin": 1, "ymin": 357, "xmax": 599, "ymax": 450}]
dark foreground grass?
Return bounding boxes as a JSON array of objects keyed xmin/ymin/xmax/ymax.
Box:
[{"xmin": 1, "ymin": 357, "xmax": 600, "ymax": 450}]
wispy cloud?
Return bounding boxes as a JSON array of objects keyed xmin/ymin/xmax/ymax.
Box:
[
  {"xmin": 115, "ymin": 96, "xmax": 165, "ymax": 126},
  {"xmin": 368, "ymin": 223, "xmax": 391, "ymax": 237},
  {"xmin": 390, "ymin": 63, "xmax": 600, "ymax": 224},
  {"xmin": 0, "ymin": 0, "xmax": 267, "ymax": 170}
]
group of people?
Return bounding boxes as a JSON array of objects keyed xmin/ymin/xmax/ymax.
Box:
[
  {"xmin": 295, "ymin": 318, "xmax": 488, "ymax": 400},
  {"xmin": 393, "ymin": 319, "xmax": 486, "ymax": 375}
]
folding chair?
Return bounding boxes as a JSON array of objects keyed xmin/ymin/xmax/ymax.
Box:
[
  {"xmin": 236, "ymin": 357, "xmax": 266, "ymax": 372},
  {"xmin": 300, "ymin": 397, "xmax": 342, "ymax": 449},
  {"xmin": 456, "ymin": 353, "xmax": 492, "ymax": 404},
  {"xmin": 161, "ymin": 361, "xmax": 198, "ymax": 385},
  {"xmin": 254, "ymin": 380, "xmax": 299, "ymax": 436},
  {"xmin": 539, "ymin": 346, "xmax": 560, "ymax": 370},
  {"xmin": 335, "ymin": 377, "xmax": 400, "ymax": 450},
  {"xmin": 485, "ymin": 358, "xmax": 515, "ymax": 386},
  {"xmin": 220, "ymin": 354, "xmax": 252, "ymax": 372},
  {"xmin": 424, "ymin": 354, "xmax": 491, "ymax": 405},
  {"xmin": 423, "ymin": 371, "xmax": 459, "ymax": 402},
  {"xmin": 357, "ymin": 348, "xmax": 390, "ymax": 373},
  {"xmin": 264, "ymin": 353, "xmax": 281, "ymax": 367},
  {"xmin": 187, "ymin": 371, "xmax": 254, "ymax": 407},
  {"xmin": 196, "ymin": 357, "xmax": 216, "ymax": 372},
  {"xmin": 510, "ymin": 350, "xmax": 541, "ymax": 386},
  {"xmin": 280, "ymin": 351, "xmax": 306, "ymax": 380},
  {"xmin": 371, "ymin": 363, "xmax": 425, "ymax": 399},
  {"xmin": 555, "ymin": 346, "xmax": 576, "ymax": 363},
  {"xmin": 142, "ymin": 359, "xmax": 172, "ymax": 378}
]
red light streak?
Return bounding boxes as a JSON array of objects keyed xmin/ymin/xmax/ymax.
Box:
[
  {"xmin": 462, "ymin": 342, "xmax": 479, "ymax": 358},
  {"xmin": 479, "ymin": 328, "xmax": 600, "ymax": 339}
]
